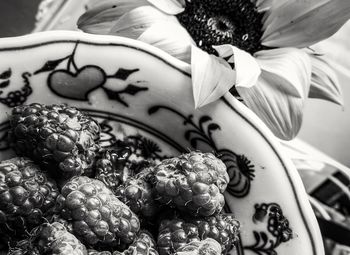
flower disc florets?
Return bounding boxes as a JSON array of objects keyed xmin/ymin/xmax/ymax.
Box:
[{"xmin": 177, "ymin": 0, "xmax": 265, "ymax": 55}]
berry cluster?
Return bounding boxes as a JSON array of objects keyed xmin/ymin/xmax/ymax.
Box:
[{"xmin": 0, "ymin": 103, "xmax": 240, "ymax": 255}]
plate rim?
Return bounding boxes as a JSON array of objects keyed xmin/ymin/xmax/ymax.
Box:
[{"xmin": 0, "ymin": 30, "xmax": 324, "ymax": 255}]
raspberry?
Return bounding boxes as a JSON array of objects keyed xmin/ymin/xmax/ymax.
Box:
[
  {"xmin": 157, "ymin": 214, "xmax": 239, "ymax": 255},
  {"xmin": 8, "ymin": 103, "xmax": 101, "ymax": 179},
  {"xmin": 88, "ymin": 231, "xmax": 158, "ymax": 255},
  {"xmin": 115, "ymin": 168, "xmax": 159, "ymax": 219},
  {"xmin": 56, "ymin": 176, "xmax": 140, "ymax": 247},
  {"xmin": 152, "ymin": 152, "xmax": 229, "ymax": 216},
  {"xmin": 88, "ymin": 250, "xmax": 112, "ymax": 255},
  {"xmin": 175, "ymin": 238, "xmax": 222, "ymax": 255},
  {"xmin": 115, "ymin": 231, "xmax": 158, "ymax": 255},
  {"xmin": 49, "ymin": 214, "xmax": 74, "ymax": 233},
  {"xmin": 8, "ymin": 222, "xmax": 87, "ymax": 255},
  {"xmin": 0, "ymin": 157, "xmax": 59, "ymax": 241}
]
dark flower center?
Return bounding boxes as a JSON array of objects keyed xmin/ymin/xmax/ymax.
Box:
[{"xmin": 177, "ymin": 0, "xmax": 265, "ymax": 55}]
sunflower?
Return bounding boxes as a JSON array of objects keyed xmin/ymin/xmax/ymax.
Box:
[{"xmin": 78, "ymin": 0, "xmax": 349, "ymax": 140}]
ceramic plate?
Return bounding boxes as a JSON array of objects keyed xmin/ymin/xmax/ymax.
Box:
[{"xmin": 0, "ymin": 31, "xmax": 323, "ymax": 255}]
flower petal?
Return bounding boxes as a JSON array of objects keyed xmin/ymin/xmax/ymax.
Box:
[
  {"xmin": 253, "ymin": 0, "xmax": 275, "ymax": 12},
  {"xmin": 309, "ymin": 53, "xmax": 343, "ymax": 106},
  {"xmin": 138, "ymin": 21, "xmax": 194, "ymax": 63},
  {"xmin": 108, "ymin": 5, "xmax": 178, "ymax": 39},
  {"xmin": 213, "ymin": 44, "xmax": 261, "ymax": 88},
  {"xmin": 78, "ymin": 0, "xmax": 149, "ymax": 34},
  {"xmin": 237, "ymin": 71, "xmax": 305, "ymax": 140},
  {"xmin": 262, "ymin": 0, "xmax": 350, "ymax": 48},
  {"xmin": 255, "ymin": 48, "xmax": 311, "ymax": 99},
  {"xmin": 147, "ymin": 0, "xmax": 185, "ymax": 15},
  {"xmin": 191, "ymin": 45, "xmax": 236, "ymax": 108}
]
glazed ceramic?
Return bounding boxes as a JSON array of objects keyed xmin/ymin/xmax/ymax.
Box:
[{"xmin": 0, "ymin": 31, "xmax": 324, "ymax": 255}]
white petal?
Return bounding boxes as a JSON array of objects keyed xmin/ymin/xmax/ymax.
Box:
[
  {"xmin": 237, "ymin": 71, "xmax": 305, "ymax": 140},
  {"xmin": 147, "ymin": 0, "xmax": 185, "ymax": 15},
  {"xmin": 254, "ymin": 48, "xmax": 311, "ymax": 99},
  {"xmin": 191, "ymin": 45, "xmax": 236, "ymax": 108},
  {"xmin": 253, "ymin": 0, "xmax": 275, "ymax": 12},
  {"xmin": 309, "ymin": 53, "xmax": 343, "ymax": 106},
  {"xmin": 85, "ymin": 0, "xmax": 146, "ymax": 9},
  {"xmin": 138, "ymin": 21, "xmax": 194, "ymax": 63},
  {"xmin": 262, "ymin": 0, "xmax": 350, "ymax": 48},
  {"xmin": 109, "ymin": 6, "xmax": 178, "ymax": 39},
  {"xmin": 213, "ymin": 44, "xmax": 261, "ymax": 88},
  {"xmin": 78, "ymin": 0, "xmax": 149, "ymax": 34}
]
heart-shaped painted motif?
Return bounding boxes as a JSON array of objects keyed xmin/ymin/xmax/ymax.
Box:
[{"xmin": 48, "ymin": 65, "xmax": 106, "ymax": 100}]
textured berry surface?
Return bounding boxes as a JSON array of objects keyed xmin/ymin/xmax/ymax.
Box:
[
  {"xmin": 88, "ymin": 250, "xmax": 112, "ymax": 255},
  {"xmin": 115, "ymin": 168, "xmax": 159, "ymax": 219},
  {"xmin": 152, "ymin": 152, "xmax": 229, "ymax": 216},
  {"xmin": 95, "ymin": 147, "xmax": 131, "ymax": 192},
  {"xmin": 115, "ymin": 231, "xmax": 158, "ymax": 255},
  {"xmin": 8, "ymin": 222, "xmax": 87, "ymax": 255},
  {"xmin": 56, "ymin": 176, "xmax": 140, "ymax": 247},
  {"xmin": 157, "ymin": 214, "xmax": 239, "ymax": 255},
  {"xmin": 88, "ymin": 231, "xmax": 158, "ymax": 255},
  {"xmin": 0, "ymin": 157, "xmax": 59, "ymax": 240},
  {"xmin": 8, "ymin": 103, "xmax": 100, "ymax": 179},
  {"xmin": 175, "ymin": 238, "xmax": 222, "ymax": 255}
]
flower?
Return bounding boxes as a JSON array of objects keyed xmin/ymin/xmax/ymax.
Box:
[{"xmin": 78, "ymin": 0, "xmax": 349, "ymax": 140}]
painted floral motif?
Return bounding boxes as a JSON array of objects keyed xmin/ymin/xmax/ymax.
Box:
[
  {"xmin": 244, "ymin": 203, "xmax": 293, "ymax": 255},
  {"xmin": 0, "ymin": 71, "xmax": 32, "ymax": 107},
  {"xmin": 0, "ymin": 41, "xmax": 148, "ymax": 108},
  {"xmin": 148, "ymin": 104, "xmax": 255, "ymax": 198},
  {"xmin": 98, "ymin": 119, "xmax": 169, "ymax": 161}
]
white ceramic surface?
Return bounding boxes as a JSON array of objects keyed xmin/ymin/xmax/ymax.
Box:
[{"xmin": 0, "ymin": 31, "xmax": 324, "ymax": 255}]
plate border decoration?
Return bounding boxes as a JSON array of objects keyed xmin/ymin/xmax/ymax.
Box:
[{"xmin": 0, "ymin": 31, "xmax": 323, "ymax": 255}]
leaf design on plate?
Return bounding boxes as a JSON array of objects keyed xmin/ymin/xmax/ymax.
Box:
[
  {"xmin": 198, "ymin": 116, "xmax": 212, "ymax": 126},
  {"xmin": 0, "ymin": 68, "xmax": 11, "ymax": 79},
  {"xmin": 190, "ymin": 138, "xmax": 197, "ymax": 148},
  {"xmin": 34, "ymin": 55, "xmax": 70, "ymax": 74},
  {"xmin": 253, "ymin": 231, "xmax": 260, "ymax": 243},
  {"xmin": 103, "ymin": 84, "xmax": 148, "ymax": 107},
  {"xmin": 207, "ymin": 123, "xmax": 221, "ymax": 133},
  {"xmin": 148, "ymin": 105, "xmax": 162, "ymax": 115},
  {"xmin": 114, "ymin": 68, "xmax": 139, "ymax": 80},
  {"xmin": 260, "ymin": 232, "xmax": 268, "ymax": 244},
  {"xmin": 123, "ymin": 84, "xmax": 148, "ymax": 95},
  {"xmin": 0, "ymin": 80, "xmax": 10, "ymax": 88}
]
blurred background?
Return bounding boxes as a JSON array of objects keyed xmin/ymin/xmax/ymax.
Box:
[{"xmin": 0, "ymin": 0, "xmax": 349, "ymax": 254}]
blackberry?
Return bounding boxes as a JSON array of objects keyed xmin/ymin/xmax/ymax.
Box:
[{"xmin": 8, "ymin": 103, "xmax": 100, "ymax": 179}]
